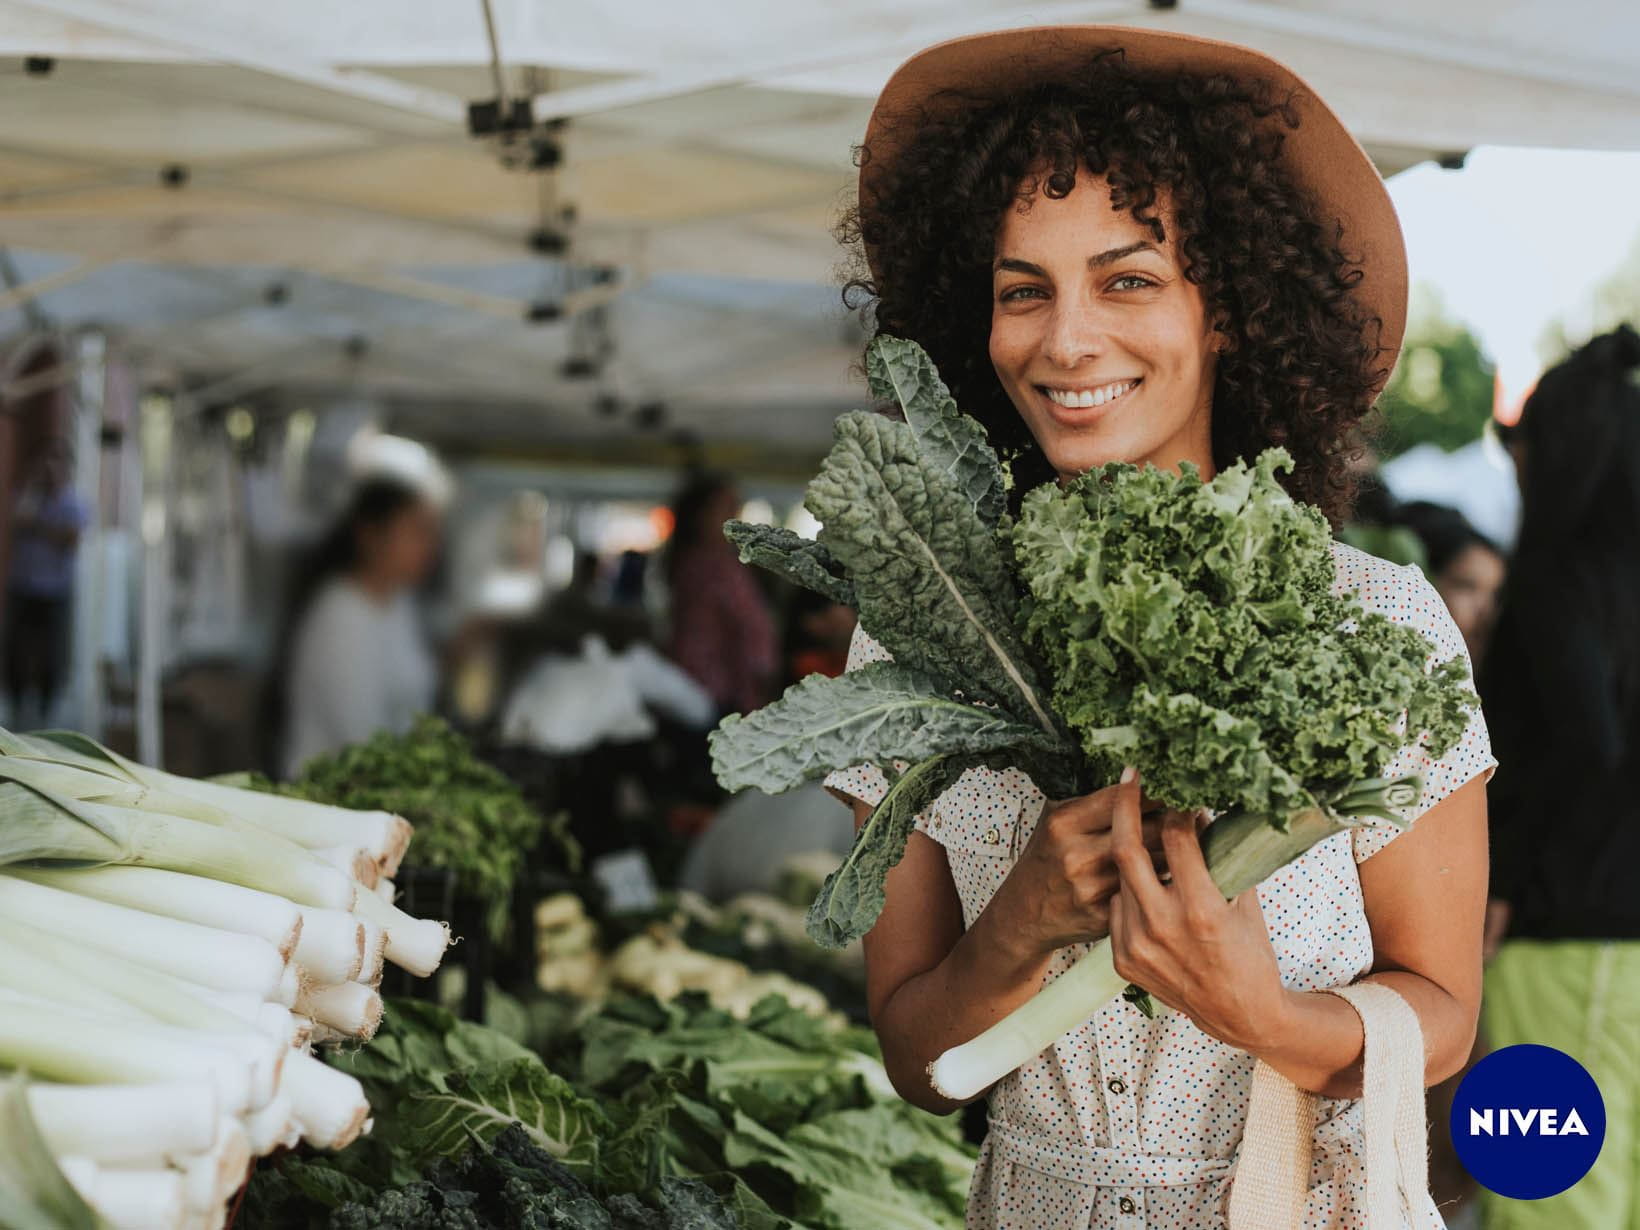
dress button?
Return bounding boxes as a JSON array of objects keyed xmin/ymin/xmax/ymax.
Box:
[
  {"xmin": 983, "ymin": 826, "xmax": 1001, "ymax": 844},
  {"xmin": 1107, "ymin": 1077, "xmax": 1126, "ymax": 1095},
  {"xmin": 1119, "ymin": 1196, "xmax": 1137, "ymax": 1215}
]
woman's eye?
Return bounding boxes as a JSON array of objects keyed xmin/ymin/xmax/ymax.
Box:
[
  {"xmin": 998, "ymin": 285, "xmax": 1047, "ymax": 302},
  {"xmin": 1111, "ymin": 274, "xmax": 1155, "ymax": 291}
]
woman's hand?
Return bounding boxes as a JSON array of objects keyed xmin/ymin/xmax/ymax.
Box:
[
  {"xmin": 1107, "ymin": 769, "xmax": 1289, "ymax": 1049},
  {"xmin": 986, "ymin": 780, "xmax": 1166, "ymax": 958}
]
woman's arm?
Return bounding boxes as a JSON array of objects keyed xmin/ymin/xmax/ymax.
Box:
[
  {"xmin": 1107, "ymin": 773, "xmax": 1489, "ymax": 1099},
  {"xmin": 858, "ymin": 786, "xmax": 1166, "ymax": 1114}
]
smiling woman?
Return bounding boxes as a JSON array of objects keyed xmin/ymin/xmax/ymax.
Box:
[
  {"xmin": 988, "ymin": 181, "xmax": 1220, "ymax": 482},
  {"xmin": 824, "ymin": 24, "xmax": 1492, "ymax": 1230},
  {"xmin": 840, "ymin": 40, "xmax": 1390, "ymax": 524}
]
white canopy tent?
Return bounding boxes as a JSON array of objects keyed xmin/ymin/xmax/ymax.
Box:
[{"xmin": 3, "ymin": 0, "xmax": 1639, "ymax": 461}]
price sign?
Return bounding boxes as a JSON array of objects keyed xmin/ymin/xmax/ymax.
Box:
[{"xmin": 590, "ymin": 848, "xmax": 659, "ymax": 913}]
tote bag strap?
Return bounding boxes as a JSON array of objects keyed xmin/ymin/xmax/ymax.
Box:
[{"xmin": 1228, "ymin": 981, "xmax": 1438, "ymax": 1229}]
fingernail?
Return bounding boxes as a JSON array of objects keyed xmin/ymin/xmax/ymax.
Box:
[{"xmin": 1120, "ymin": 765, "xmax": 1136, "ymax": 785}]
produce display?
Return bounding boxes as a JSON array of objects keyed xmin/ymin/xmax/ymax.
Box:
[
  {"xmin": 533, "ymin": 881, "xmax": 861, "ymax": 1022},
  {"xmin": 0, "ymin": 728, "xmax": 453, "ymax": 1229},
  {"xmin": 264, "ymin": 717, "xmax": 580, "ymax": 939},
  {"xmin": 242, "ymin": 993, "xmax": 975, "ymax": 1230},
  {"xmin": 710, "ymin": 337, "xmax": 1480, "ymax": 1099}
]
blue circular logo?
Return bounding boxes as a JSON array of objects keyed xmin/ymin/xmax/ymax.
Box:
[{"xmin": 1451, "ymin": 1044, "xmax": 1605, "ymax": 1200}]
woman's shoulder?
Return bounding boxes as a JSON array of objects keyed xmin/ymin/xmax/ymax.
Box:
[{"xmin": 1328, "ymin": 539, "xmax": 1461, "ymax": 655}]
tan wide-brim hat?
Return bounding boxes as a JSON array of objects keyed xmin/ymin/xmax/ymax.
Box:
[{"xmin": 862, "ymin": 25, "xmax": 1408, "ymax": 390}]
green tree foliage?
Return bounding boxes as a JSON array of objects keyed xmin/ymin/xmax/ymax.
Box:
[{"xmin": 1374, "ymin": 284, "xmax": 1497, "ymax": 458}]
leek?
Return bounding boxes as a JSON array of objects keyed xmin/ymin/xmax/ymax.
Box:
[
  {"xmin": 927, "ymin": 798, "xmax": 1400, "ymax": 1100},
  {"xmin": 8, "ymin": 865, "xmax": 303, "ymax": 961}
]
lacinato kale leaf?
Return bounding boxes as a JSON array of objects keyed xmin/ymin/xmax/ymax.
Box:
[
  {"xmin": 711, "ymin": 663, "xmax": 1058, "ymax": 797},
  {"xmin": 865, "ymin": 335, "xmax": 1007, "ymax": 527},
  {"xmin": 805, "ymin": 411, "xmax": 1055, "ymax": 731},
  {"xmin": 723, "ymin": 522, "xmax": 854, "ymax": 607}
]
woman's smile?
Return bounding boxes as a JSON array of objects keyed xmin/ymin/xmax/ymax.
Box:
[{"xmin": 1038, "ymin": 378, "xmax": 1142, "ymax": 424}]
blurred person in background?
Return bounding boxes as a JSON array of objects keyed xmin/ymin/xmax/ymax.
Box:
[
  {"xmin": 276, "ymin": 476, "xmax": 442, "ymax": 778},
  {"xmin": 4, "ymin": 437, "xmax": 86, "ymax": 727},
  {"xmin": 1393, "ymin": 501, "xmax": 1507, "ymax": 663},
  {"xmin": 1479, "ymin": 324, "xmax": 1640, "ymax": 1229},
  {"xmin": 664, "ymin": 472, "xmax": 777, "ymax": 717},
  {"xmin": 783, "ymin": 585, "xmax": 856, "ymax": 685}
]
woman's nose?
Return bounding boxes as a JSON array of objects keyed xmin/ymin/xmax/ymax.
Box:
[{"xmin": 1040, "ymin": 302, "xmax": 1108, "ymax": 369}]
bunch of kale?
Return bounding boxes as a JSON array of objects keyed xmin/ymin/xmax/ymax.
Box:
[{"xmin": 710, "ymin": 337, "xmax": 1474, "ymax": 950}]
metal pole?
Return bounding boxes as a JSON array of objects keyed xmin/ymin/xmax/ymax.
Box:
[
  {"xmin": 135, "ymin": 393, "xmax": 170, "ymax": 767},
  {"xmin": 71, "ymin": 330, "xmax": 106, "ymax": 737},
  {"xmin": 478, "ymin": 0, "xmax": 511, "ymax": 107}
]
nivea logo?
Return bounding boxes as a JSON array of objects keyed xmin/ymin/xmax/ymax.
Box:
[
  {"xmin": 1452, "ymin": 1045, "xmax": 1605, "ymax": 1200},
  {"xmin": 1467, "ymin": 1107, "xmax": 1590, "ymax": 1137}
]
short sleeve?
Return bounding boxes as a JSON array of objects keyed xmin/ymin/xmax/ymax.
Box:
[
  {"xmin": 1338, "ymin": 550, "xmax": 1497, "ymax": 864},
  {"xmin": 821, "ymin": 623, "xmax": 897, "ymax": 809}
]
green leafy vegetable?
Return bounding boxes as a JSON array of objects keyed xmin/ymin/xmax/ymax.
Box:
[
  {"xmin": 865, "ymin": 335, "xmax": 1006, "ymax": 527},
  {"xmin": 710, "ymin": 335, "xmax": 1482, "ymax": 1092},
  {"xmin": 724, "ymin": 522, "xmax": 854, "ymax": 607},
  {"xmin": 806, "ymin": 411, "xmax": 1054, "ymax": 731},
  {"xmin": 711, "ymin": 664, "xmax": 1056, "ymax": 796},
  {"xmin": 1015, "ymin": 449, "xmax": 1474, "ymax": 823}
]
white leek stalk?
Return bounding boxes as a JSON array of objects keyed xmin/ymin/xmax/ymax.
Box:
[
  {"xmin": 273, "ymin": 961, "xmax": 301, "ymax": 1008},
  {"xmin": 352, "ymin": 886, "xmax": 450, "ymax": 976},
  {"xmin": 0, "ymin": 782, "xmax": 355, "ymax": 910},
  {"xmin": 170, "ymin": 1119, "xmax": 250, "ymax": 1217},
  {"xmin": 295, "ymin": 982, "xmax": 382, "ymax": 1039},
  {"xmin": 0, "ymin": 992, "xmax": 270, "ymax": 1114},
  {"xmin": 0, "ymin": 917, "xmax": 277, "ymax": 1044},
  {"xmin": 9, "ymin": 865, "xmax": 303, "ymax": 961},
  {"xmin": 357, "ymin": 920, "xmax": 387, "ymax": 984},
  {"xmin": 36, "ymin": 731, "xmax": 412, "ymax": 875},
  {"xmin": 243, "ymin": 1087, "xmax": 293, "ymax": 1156},
  {"xmin": 28, "ymin": 1084, "xmax": 218, "ymax": 1165},
  {"xmin": 292, "ymin": 906, "xmax": 365, "ymax": 983},
  {"xmin": 283, "ymin": 1053, "xmax": 369, "ymax": 1150},
  {"xmin": 314, "ymin": 845, "xmax": 377, "ymax": 888},
  {"xmin": 0, "ymin": 876, "xmax": 287, "ymax": 998},
  {"xmin": 58, "ymin": 1157, "xmax": 186, "ymax": 1230}
]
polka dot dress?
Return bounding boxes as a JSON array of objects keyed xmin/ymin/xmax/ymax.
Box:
[{"xmin": 824, "ymin": 542, "xmax": 1496, "ymax": 1229}]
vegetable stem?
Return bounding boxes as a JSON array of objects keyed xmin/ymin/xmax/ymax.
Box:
[{"xmin": 929, "ymin": 802, "xmax": 1361, "ymax": 1101}]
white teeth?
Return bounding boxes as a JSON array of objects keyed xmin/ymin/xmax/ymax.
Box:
[{"xmin": 1045, "ymin": 381, "xmax": 1136, "ymax": 409}]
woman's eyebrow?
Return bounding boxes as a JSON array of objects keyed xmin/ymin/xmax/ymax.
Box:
[{"xmin": 993, "ymin": 242, "xmax": 1161, "ymax": 276}]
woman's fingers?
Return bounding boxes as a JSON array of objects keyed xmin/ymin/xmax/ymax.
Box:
[
  {"xmin": 1110, "ymin": 768, "xmax": 1168, "ymax": 914},
  {"xmin": 1158, "ymin": 809, "xmax": 1220, "ymax": 901}
]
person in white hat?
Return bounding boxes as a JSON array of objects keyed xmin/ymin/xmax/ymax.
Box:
[{"xmin": 823, "ymin": 26, "xmax": 1494, "ymax": 1228}]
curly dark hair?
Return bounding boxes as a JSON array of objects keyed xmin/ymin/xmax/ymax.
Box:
[{"xmin": 837, "ymin": 50, "xmax": 1387, "ymax": 524}]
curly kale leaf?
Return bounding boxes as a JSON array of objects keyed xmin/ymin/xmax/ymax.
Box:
[
  {"xmin": 806, "ymin": 412, "xmax": 1055, "ymax": 733},
  {"xmin": 865, "ymin": 336, "xmax": 1006, "ymax": 527},
  {"xmin": 1015, "ymin": 449, "xmax": 1479, "ymax": 823},
  {"xmin": 722, "ymin": 521, "xmax": 854, "ymax": 607},
  {"xmin": 709, "ymin": 662, "xmax": 1060, "ymax": 796}
]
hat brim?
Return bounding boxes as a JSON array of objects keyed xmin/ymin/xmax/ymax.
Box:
[{"xmin": 862, "ymin": 25, "xmax": 1407, "ymax": 388}]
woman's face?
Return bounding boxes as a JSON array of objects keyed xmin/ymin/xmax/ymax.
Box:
[
  {"xmin": 361, "ymin": 500, "xmax": 442, "ymax": 591},
  {"xmin": 989, "ymin": 171, "xmax": 1221, "ymax": 482},
  {"xmin": 1433, "ymin": 542, "xmax": 1506, "ymax": 661}
]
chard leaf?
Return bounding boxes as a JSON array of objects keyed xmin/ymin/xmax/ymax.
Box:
[
  {"xmin": 806, "ymin": 753, "xmax": 996, "ymax": 948},
  {"xmin": 724, "ymin": 521, "xmax": 854, "ymax": 606},
  {"xmin": 867, "ymin": 336, "xmax": 1005, "ymax": 526},
  {"xmin": 806, "ymin": 412, "xmax": 1055, "ymax": 734},
  {"xmin": 710, "ymin": 662, "xmax": 1057, "ymax": 794},
  {"xmin": 400, "ymin": 1058, "xmax": 610, "ymax": 1170},
  {"xmin": 723, "ymin": 1108, "xmax": 955, "ymax": 1230}
]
